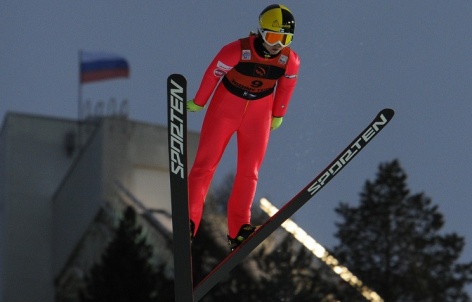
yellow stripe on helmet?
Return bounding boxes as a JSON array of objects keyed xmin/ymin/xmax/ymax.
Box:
[{"xmin": 259, "ymin": 4, "xmax": 295, "ymax": 34}]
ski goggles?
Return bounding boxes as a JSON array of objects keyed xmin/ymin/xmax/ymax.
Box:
[{"xmin": 259, "ymin": 29, "xmax": 293, "ymax": 47}]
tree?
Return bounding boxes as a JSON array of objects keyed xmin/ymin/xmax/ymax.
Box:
[
  {"xmin": 252, "ymin": 235, "xmax": 343, "ymax": 302},
  {"xmin": 80, "ymin": 206, "xmax": 174, "ymax": 302},
  {"xmin": 333, "ymin": 159, "xmax": 472, "ymax": 302}
]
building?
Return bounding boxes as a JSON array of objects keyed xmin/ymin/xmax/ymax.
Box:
[{"xmin": 0, "ymin": 112, "xmax": 199, "ymax": 302}]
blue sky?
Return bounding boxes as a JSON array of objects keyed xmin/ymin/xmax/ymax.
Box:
[{"xmin": 1, "ymin": 0, "xmax": 471, "ymax": 295}]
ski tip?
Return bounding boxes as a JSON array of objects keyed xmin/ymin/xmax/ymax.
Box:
[
  {"xmin": 167, "ymin": 73, "xmax": 187, "ymax": 85},
  {"xmin": 380, "ymin": 108, "xmax": 395, "ymax": 119},
  {"xmin": 168, "ymin": 73, "xmax": 186, "ymax": 81}
]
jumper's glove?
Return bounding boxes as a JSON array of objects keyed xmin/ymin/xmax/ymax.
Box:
[
  {"xmin": 187, "ymin": 99, "xmax": 205, "ymax": 112},
  {"xmin": 270, "ymin": 117, "xmax": 283, "ymax": 131}
]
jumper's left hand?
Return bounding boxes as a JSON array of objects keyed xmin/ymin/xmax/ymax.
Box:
[{"xmin": 270, "ymin": 117, "xmax": 283, "ymax": 131}]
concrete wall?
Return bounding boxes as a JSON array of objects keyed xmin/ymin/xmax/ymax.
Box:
[
  {"xmin": 0, "ymin": 114, "xmax": 78, "ymax": 302},
  {"xmin": 0, "ymin": 113, "xmax": 200, "ymax": 302},
  {"xmin": 51, "ymin": 120, "xmax": 104, "ymax": 277},
  {"xmin": 100, "ymin": 118, "xmax": 198, "ymax": 217}
]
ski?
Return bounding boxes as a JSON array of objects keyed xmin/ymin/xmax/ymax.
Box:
[
  {"xmin": 167, "ymin": 74, "xmax": 194, "ymax": 301},
  {"xmin": 194, "ymin": 108, "xmax": 395, "ymax": 301}
]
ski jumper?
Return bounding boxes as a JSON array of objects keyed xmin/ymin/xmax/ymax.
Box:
[{"xmin": 189, "ymin": 35, "xmax": 300, "ymax": 238}]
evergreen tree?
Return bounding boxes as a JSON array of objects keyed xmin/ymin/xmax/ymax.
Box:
[
  {"xmin": 207, "ymin": 173, "xmax": 234, "ymax": 214},
  {"xmin": 253, "ymin": 235, "xmax": 343, "ymax": 301},
  {"xmin": 80, "ymin": 206, "xmax": 174, "ymax": 302},
  {"xmin": 333, "ymin": 159, "xmax": 472, "ymax": 302}
]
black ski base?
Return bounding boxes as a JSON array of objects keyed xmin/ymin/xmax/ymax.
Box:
[{"xmin": 167, "ymin": 74, "xmax": 194, "ymax": 301}]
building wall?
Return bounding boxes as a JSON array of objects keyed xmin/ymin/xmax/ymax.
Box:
[
  {"xmin": 51, "ymin": 120, "xmax": 105, "ymax": 278},
  {"xmin": 0, "ymin": 113, "xmax": 199, "ymax": 302},
  {"xmin": 115, "ymin": 119, "xmax": 198, "ymax": 214},
  {"xmin": 0, "ymin": 114, "xmax": 78, "ymax": 302}
]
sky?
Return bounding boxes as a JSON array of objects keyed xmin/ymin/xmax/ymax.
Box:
[{"xmin": 1, "ymin": 0, "xmax": 471, "ymax": 295}]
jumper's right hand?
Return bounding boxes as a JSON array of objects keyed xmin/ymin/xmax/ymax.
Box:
[{"xmin": 187, "ymin": 99, "xmax": 205, "ymax": 112}]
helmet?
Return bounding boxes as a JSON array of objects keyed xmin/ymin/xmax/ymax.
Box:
[
  {"xmin": 259, "ymin": 4, "xmax": 295, "ymax": 34},
  {"xmin": 258, "ymin": 4, "xmax": 295, "ymax": 47}
]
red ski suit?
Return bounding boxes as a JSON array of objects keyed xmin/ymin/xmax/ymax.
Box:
[{"xmin": 189, "ymin": 35, "xmax": 300, "ymax": 238}]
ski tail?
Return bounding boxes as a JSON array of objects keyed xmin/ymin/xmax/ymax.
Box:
[
  {"xmin": 194, "ymin": 108, "xmax": 395, "ymax": 301},
  {"xmin": 167, "ymin": 74, "xmax": 194, "ymax": 301}
]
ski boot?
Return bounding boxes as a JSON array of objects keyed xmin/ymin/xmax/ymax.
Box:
[
  {"xmin": 190, "ymin": 220, "xmax": 195, "ymax": 243},
  {"xmin": 227, "ymin": 224, "xmax": 257, "ymax": 252}
]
